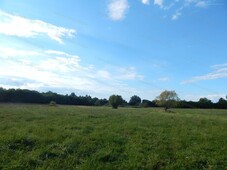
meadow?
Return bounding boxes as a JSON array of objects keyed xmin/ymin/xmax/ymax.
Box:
[{"xmin": 0, "ymin": 104, "xmax": 226, "ymax": 169}]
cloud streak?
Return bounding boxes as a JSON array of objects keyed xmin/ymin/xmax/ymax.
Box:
[
  {"xmin": 182, "ymin": 63, "xmax": 227, "ymax": 84},
  {"xmin": 196, "ymin": 1, "xmax": 208, "ymax": 8},
  {"xmin": 0, "ymin": 10, "xmax": 76, "ymax": 44}
]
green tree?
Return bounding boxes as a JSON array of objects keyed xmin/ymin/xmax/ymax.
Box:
[
  {"xmin": 141, "ymin": 99, "xmax": 156, "ymax": 107},
  {"xmin": 129, "ymin": 95, "xmax": 141, "ymax": 106},
  {"xmin": 109, "ymin": 95, "xmax": 123, "ymax": 109},
  {"xmin": 216, "ymin": 98, "xmax": 227, "ymax": 109},
  {"xmin": 156, "ymin": 90, "xmax": 179, "ymax": 111},
  {"xmin": 198, "ymin": 98, "xmax": 213, "ymax": 108}
]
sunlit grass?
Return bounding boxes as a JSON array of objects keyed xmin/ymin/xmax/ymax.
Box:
[{"xmin": 0, "ymin": 104, "xmax": 226, "ymax": 169}]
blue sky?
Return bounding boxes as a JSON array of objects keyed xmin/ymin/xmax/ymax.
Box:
[{"xmin": 0, "ymin": 0, "xmax": 226, "ymax": 101}]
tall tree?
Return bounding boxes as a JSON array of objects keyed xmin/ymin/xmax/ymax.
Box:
[
  {"xmin": 109, "ymin": 95, "xmax": 123, "ymax": 109},
  {"xmin": 216, "ymin": 98, "xmax": 227, "ymax": 109},
  {"xmin": 198, "ymin": 98, "xmax": 213, "ymax": 108},
  {"xmin": 156, "ymin": 90, "xmax": 179, "ymax": 111},
  {"xmin": 129, "ymin": 95, "xmax": 141, "ymax": 106}
]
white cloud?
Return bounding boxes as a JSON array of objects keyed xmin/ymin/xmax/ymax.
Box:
[
  {"xmin": 106, "ymin": 0, "xmax": 211, "ymax": 21},
  {"xmin": 38, "ymin": 57, "xmax": 83, "ymax": 73},
  {"xmin": 0, "ymin": 46, "xmax": 145, "ymax": 99},
  {"xmin": 212, "ymin": 63, "xmax": 227, "ymax": 69},
  {"xmin": 94, "ymin": 67, "xmax": 143, "ymax": 81},
  {"xmin": 154, "ymin": 0, "xmax": 164, "ymax": 8},
  {"xmin": 0, "ymin": 10, "xmax": 75, "ymax": 44},
  {"xmin": 116, "ymin": 67, "xmax": 144, "ymax": 80},
  {"xmin": 150, "ymin": 0, "xmax": 211, "ymax": 20},
  {"xmin": 45, "ymin": 50, "xmax": 79, "ymax": 58},
  {"xmin": 141, "ymin": 0, "xmax": 150, "ymax": 5},
  {"xmin": 0, "ymin": 46, "xmax": 40, "ymax": 58},
  {"xmin": 172, "ymin": 11, "xmax": 181, "ymax": 20},
  {"xmin": 182, "ymin": 63, "xmax": 227, "ymax": 84},
  {"xmin": 108, "ymin": 0, "xmax": 129, "ymax": 21}
]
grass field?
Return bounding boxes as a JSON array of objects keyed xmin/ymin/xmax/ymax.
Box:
[{"xmin": 0, "ymin": 104, "xmax": 226, "ymax": 169}]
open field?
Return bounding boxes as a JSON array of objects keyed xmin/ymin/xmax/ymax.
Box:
[{"xmin": 0, "ymin": 104, "xmax": 226, "ymax": 169}]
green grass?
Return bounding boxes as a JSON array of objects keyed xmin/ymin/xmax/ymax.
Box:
[{"xmin": 0, "ymin": 104, "xmax": 226, "ymax": 169}]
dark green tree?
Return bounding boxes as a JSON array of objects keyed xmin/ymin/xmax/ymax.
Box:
[
  {"xmin": 216, "ymin": 98, "xmax": 227, "ymax": 109},
  {"xmin": 129, "ymin": 95, "xmax": 141, "ymax": 106},
  {"xmin": 198, "ymin": 98, "xmax": 213, "ymax": 108},
  {"xmin": 109, "ymin": 95, "xmax": 123, "ymax": 109},
  {"xmin": 141, "ymin": 99, "xmax": 156, "ymax": 107}
]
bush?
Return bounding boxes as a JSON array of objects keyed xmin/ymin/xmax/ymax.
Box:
[{"xmin": 109, "ymin": 95, "xmax": 123, "ymax": 109}]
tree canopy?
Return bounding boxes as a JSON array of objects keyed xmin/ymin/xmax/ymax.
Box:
[
  {"xmin": 109, "ymin": 95, "xmax": 124, "ymax": 109},
  {"xmin": 198, "ymin": 98, "xmax": 213, "ymax": 108},
  {"xmin": 156, "ymin": 90, "xmax": 179, "ymax": 111},
  {"xmin": 129, "ymin": 95, "xmax": 141, "ymax": 106}
]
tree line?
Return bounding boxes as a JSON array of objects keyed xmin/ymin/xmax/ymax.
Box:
[
  {"xmin": 0, "ymin": 87, "xmax": 227, "ymax": 109},
  {"xmin": 110, "ymin": 91, "xmax": 227, "ymax": 110},
  {"xmin": 0, "ymin": 88, "xmax": 108, "ymax": 106}
]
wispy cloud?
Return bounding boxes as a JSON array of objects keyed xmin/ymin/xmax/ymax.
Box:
[
  {"xmin": 185, "ymin": 0, "xmax": 209, "ymax": 7},
  {"xmin": 108, "ymin": 0, "xmax": 129, "ymax": 21},
  {"xmin": 0, "ymin": 10, "xmax": 76, "ymax": 44},
  {"xmin": 0, "ymin": 45, "xmax": 144, "ymax": 99},
  {"xmin": 154, "ymin": 0, "xmax": 213, "ymax": 20},
  {"xmin": 182, "ymin": 63, "xmax": 227, "ymax": 84},
  {"xmin": 196, "ymin": 1, "xmax": 208, "ymax": 8},
  {"xmin": 38, "ymin": 52, "xmax": 89, "ymax": 73},
  {"xmin": 154, "ymin": 0, "xmax": 164, "ymax": 8},
  {"xmin": 141, "ymin": 0, "xmax": 150, "ymax": 5},
  {"xmin": 107, "ymin": 0, "xmax": 214, "ymax": 21},
  {"xmin": 211, "ymin": 63, "xmax": 227, "ymax": 69},
  {"xmin": 97, "ymin": 70, "xmax": 111, "ymax": 79},
  {"xmin": 116, "ymin": 67, "xmax": 144, "ymax": 80},
  {"xmin": 172, "ymin": 11, "xmax": 181, "ymax": 20},
  {"xmin": 0, "ymin": 46, "xmax": 40, "ymax": 58}
]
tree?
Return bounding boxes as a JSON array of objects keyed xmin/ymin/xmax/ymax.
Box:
[
  {"xmin": 216, "ymin": 98, "xmax": 227, "ymax": 109},
  {"xmin": 109, "ymin": 95, "xmax": 123, "ymax": 109},
  {"xmin": 141, "ymin": 99, "xmax": 156, "ymax": 107},
  {"xmin": 129, "ymin": 95, "xmax": 141, "ymax": 106},
  {"xmin": 198, "ymin": 98, "xmax": 213, "ymax": 108},
  {"xmin": 156, "ymin": 90, "xmax": 179, "ymax": 111},
  {"xmin": 94, "ymin": 99, "xmax": 108, "ymax": 106}
]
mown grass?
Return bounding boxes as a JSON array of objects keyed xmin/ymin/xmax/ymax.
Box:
[{"xmin": 0, "ymin": 104, "xmax": 226, "ymax": 169}]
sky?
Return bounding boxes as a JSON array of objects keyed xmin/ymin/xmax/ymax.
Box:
[{"xmin": 0, "ymin": 0, "xmax": 227, "ymax": 102}]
